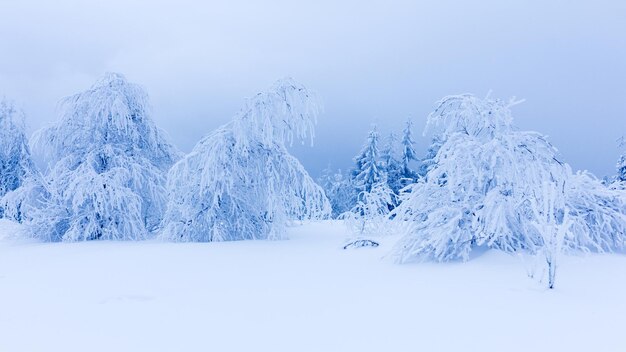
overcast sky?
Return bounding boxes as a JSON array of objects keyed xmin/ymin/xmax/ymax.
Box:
[{"xmin": 1, "ymin": 0, "xmax": 625, "ymax": 177}]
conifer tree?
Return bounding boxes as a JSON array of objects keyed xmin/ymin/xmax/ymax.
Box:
[
  {"xmin": 617, "ymin": 137, "xmax": 626, "ymax": 183},
  {"xmin": 418, "ymin": 135, "xmax": 442, "ymax": 178},
  {"xmin": 381, "ymin": 132, "xmax": 402, "ymax": 194},
  {"xmin": 353, "ymin": 125, "xmax": 384, "ymax": 193},
  {"xmin": 400, "ymin": 119, "xmax": 418, "ymax": 183}
]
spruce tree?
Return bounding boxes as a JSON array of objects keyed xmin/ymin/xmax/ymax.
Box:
[
  {"xmin": 381, "ymin": 132, "xmax": 403, "ymax": 194},
  {"xmin": 418, "ymin": 135, "xmax": 442, "ymax": 178},
  {"xmin": 401, "ymin": 119, "xmax": 418, "ymax": 183},
  {"xmin": 618, "ymin": 155, "xmax": 626, "ymax": 182},
  {"xmin": 353, "ymin": 125, "xmax": 384, "ymax": 193},
  {"xmin": 617, "ymin": 137, "xmax": 626, "ymax": 182}
]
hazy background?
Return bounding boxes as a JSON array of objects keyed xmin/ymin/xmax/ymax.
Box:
[{"xmin": 1, "ymin": 0, "xmax": 625, "ymax": 178}]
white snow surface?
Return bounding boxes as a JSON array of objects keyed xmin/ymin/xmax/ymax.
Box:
[{"xmin": 1, "ymin": 218, "xmax": 625, "ymax": 352}]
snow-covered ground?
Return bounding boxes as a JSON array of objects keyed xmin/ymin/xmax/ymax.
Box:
[{"xmin": 1, "ymin": 219, "xmax": 625, "ymax": 352}]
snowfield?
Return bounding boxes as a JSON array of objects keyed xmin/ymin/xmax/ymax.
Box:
[{"xmin": 1, "ymin": 219, "xmax": 625, "ymax": 352}]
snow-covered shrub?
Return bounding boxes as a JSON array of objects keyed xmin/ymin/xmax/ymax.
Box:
[
  {"xmin": 160, "ymin": 78, "xmax": 330, "ymax": 242},
  {"xmin": 530, "ymin": 180, "xmax": 571, "ymax": 289},
  {"xmin": 0, "ymin": 99, "xmax": 44, "ymax": 222},
  {"xmin": 27, "ymin": 73, "xmax": 181, "ymax": 241},
  {"xmin": 341, "ymin": 181, "xmax": 396, "ymax": 237}
]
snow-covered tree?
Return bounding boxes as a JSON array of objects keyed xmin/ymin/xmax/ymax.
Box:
[
  {"xmin": 350, "ymin": 131, "xmax": 368, "ymax": 181},
  {"xmin": 391, "ymin": 94, "xmax": 572, "ymax": 262},
  {"xmin": 27, "ymin": 72, "xmax": 181, "ymax": 241},
  {"xmin": 319, "ymin": 167, "xmax": 355, "ymax": 218},
  {"xmin": 0, "ymin": 99, "xmax": 44, "ymax": 222},
  {"xmin": 400, "ymin": 118, "xmax": 418, "ymax": 183},
  {"xmin": 0, "ymin": 99, "xmax": 28, "ymax": 198},
  {"xmin": 381, "ymin": 132, "xmax": 403, "ymax": 194},
  {"xmin": 392, "ymin": 94, "xmax": 626, "ymax": 270},
  {"xmin": 418, "ymin": 135, "xmax": 442, "ymax": 178},
  {"xmin": 618, "ymin": 158, "xmax": 626, "ymax": 183},
  {"xmin": 353, "ymin": 126, "xmax": 384, "ymax": 193},
  {"xmin": 160, "ymin": 78, "xmax": 330, "ymax": 242},
  {"xmin": 344, "ymin": 129, "xmax": 399, "ymax": 237},
  {"xmin": 616, "ymin": 137, "xmax": 626, "ymax": 184}
]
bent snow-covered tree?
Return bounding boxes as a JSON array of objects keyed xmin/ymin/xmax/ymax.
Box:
[
  {"xmin": 160, "ymin": 78, "xmax": 330, "ymax": 242},
  {"xmin": 28, "ymin": 73, "xmax": 180, "ymax": 241},
  {"xmin": 392, "ymin": 94, "xmax": 571, "ymax": 263},
  {"xmin": 0, "ymin": 99, "xmax": 44, "ymax": 222}
]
